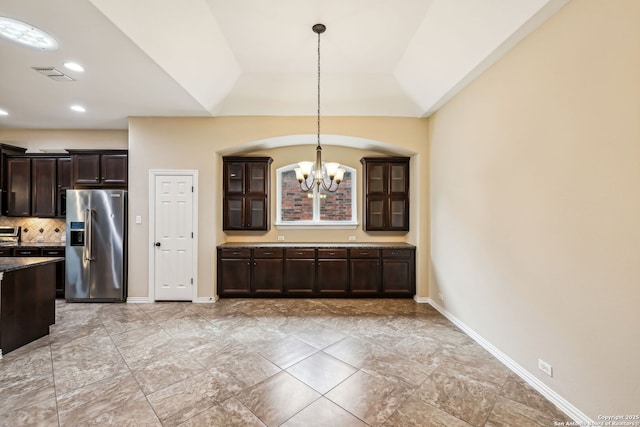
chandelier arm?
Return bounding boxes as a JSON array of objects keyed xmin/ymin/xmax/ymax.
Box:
[
  {"xmin": 300, "ymin": 175, "xmax": 316, "ymax": 192},
  {"xmin": 320, "ymin": 177, "xmax": 339, "ymax": 193}
]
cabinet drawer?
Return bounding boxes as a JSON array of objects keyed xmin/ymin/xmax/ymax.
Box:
[
  {"xmin": 254, "ymin": 248, "xmax": 283, "ymax": 258},
  {"xmin": 317, "ymin": 249, "xmax": 347, "ymax": 259},
  {"xmin": 349, "ymin": 249, "xmax": 379, "ymax": 259},
  {"xmin": 286, "ymin": 248, "xmax": 315, "ymax": 259},
  {"xmin": 382, "ymin": 249, "xmax": 412, "ymax": 259},
  {"xmin": 220, "ymin": 248, "xmax": 251, "ymax": 258},
  {"xmin": 42, "ymin": 248, "xmax": 65, "ymax": 257},
  {"xmin": 13, "ymin": 248, "xmax": 41, "ymax": 256},
  {"xmin": 0, "ymin": 248, "xmax": 12, "ymax": 257}
]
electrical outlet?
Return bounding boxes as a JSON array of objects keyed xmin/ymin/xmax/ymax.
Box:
[
  {"xmin": 36, "ymin": 236, "xmax": 44, "ymax": 243},
  {"xmin": 538, "ymin": 358, "xmax": 553, "ymax": 377},
  {"xmin": 277, "ymin": 236, "xmax": 285, "ymax": 241},
  {"xmin": 348, "ymin": 236, "xmax": 356, "ymax": 241}
]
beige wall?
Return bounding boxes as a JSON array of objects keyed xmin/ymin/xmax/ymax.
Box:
[
  {"xmin": 0, "ymin": 129, "xmax": 127, "ymax": 151},
  {"xmin": 128, "ymin": 116, "xmax": 429, "ymax": 299},
  {"xmin": 429, "ymin": 0, "xmax": 640, "ymax": 418}
]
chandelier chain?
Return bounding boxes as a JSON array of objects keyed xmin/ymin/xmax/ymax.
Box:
[{"xmin": 317, "ymin": 27, "xmax": 321, "ymax": 147}]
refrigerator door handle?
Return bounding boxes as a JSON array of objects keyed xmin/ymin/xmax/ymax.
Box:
[{"xmin": 84, "ymin": 208, "xmax": 95, "ymax": 261}]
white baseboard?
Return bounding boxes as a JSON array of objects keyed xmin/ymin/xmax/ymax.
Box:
[
  {"xmin": 417, "ymin": 297, "xmax": 592, "ymax": 425},
  {"xmin": 194, "ymin": 296, "xmax": 217, "ymax": 303},
  {"xmin": 127, "ymin": 296, "xmax": 218, "ymax": 303},
  {"xmin": 126, "ymin": 297, "xmax": 152, "ymax": 304}
]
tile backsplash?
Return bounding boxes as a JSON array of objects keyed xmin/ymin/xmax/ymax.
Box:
[{"xmin": 0, "ymin": 217, "xmax": 66, "ymax": 242}]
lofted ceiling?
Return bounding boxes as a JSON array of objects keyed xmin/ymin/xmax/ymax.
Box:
[{"xmin": 0, "ymin": 0, "xmax": 569, "ymax": 129}]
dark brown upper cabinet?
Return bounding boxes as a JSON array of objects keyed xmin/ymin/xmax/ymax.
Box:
[
  {"xmin": 223, "ymin": 156, "xmax": 272, "ymax": 231},
  {"xmin": 56, "ymin": 157, "xmax": 72, "ymax": 217},
  {"xmin": 6, "ymin": 158, "xmax": 31, "ymax": 216},
  {"xmin": 31, "ymin": 158, "xmax": 57, "ymax": 217},
  {"xmin": 361, "ymin": 157, "xmax": 410, "ymax": 232},
  {"xmin": 5, "ymin": 156, "xmax": 68, "ymax": 217},
  {"xmin": 0, "ymin": 144, "xmax": 28, "ymax": 215},
  {"xmin": 70, "ymin": 150, "xmax": 127, "ymax": 187}
]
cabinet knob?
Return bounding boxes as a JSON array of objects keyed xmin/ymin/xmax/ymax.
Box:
[{"xmin": 95, "ymin": 177, "xmax": 98, "ymax": 180}]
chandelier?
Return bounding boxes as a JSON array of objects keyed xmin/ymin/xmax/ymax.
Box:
[{"xmin": 295, "ymin": 23, "xmax": 345, "ymax": 193}]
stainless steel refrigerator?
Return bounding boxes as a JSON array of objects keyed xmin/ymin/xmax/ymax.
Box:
[{"xmin": 65, "ymin": 189, "xmax": 127, "ymax": 302}]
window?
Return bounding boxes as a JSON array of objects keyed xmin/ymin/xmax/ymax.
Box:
[{"xmin": 276, "ymin": 163, "xmax": 357, "ymax": 228}]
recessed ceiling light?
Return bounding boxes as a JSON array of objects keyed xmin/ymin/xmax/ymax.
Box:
[
  {"xmin": 70, "ymin": 105, "xmax": 86, "ymax": 113},
  {"xmin": 0, "ymin": 109, "xmax": 8, "ymax": 116},
  {"xmin": 64, "ymin": 62, "xmax": 84, "ymax": 72},
  {"xmin": 0, "ymin": 16, "xmax": 58, "ymax": 50}
]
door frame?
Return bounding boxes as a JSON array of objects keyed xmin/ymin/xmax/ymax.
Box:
[{"xmin": 148, "ymin": 169, "xmax": 199, "ymax": 302}]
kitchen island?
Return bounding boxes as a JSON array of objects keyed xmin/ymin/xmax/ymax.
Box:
[{"xmin": 0, "ymin": 257, "xmax": 63, "ymax": 356}]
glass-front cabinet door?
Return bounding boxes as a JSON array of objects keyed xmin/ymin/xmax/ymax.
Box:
[
  {"xmin": 222, "ymin": 157, "xmax": 272, "ymax": 231},
  {"xmin": 366, "ymin": 163, "xmax": 386, "ymax": 194},
  {"xmin": 246, "ymin": 197, "xmax": 266, "ymax": 230},
  {"xmin": 224, "ymin": 197, "xmax": 244, "ymax": 229},
  {"xmin": 361, "ymin": 157, "xmax": 409, "ymax": 232},
  {"xmin": 225, "ymin": 162, "xmax": 244, "ymax": 194},
  {"xmin": 247, "ymin": 162, "xmax": 267, "ymax": 194}
]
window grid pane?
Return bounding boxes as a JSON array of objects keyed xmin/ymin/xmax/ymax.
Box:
[
  {"xmin": 320, "ymin": 171, "xmax": 352, "ymax": 221},
  {"xmin": 281, "ymin": 169, "xmax": 313, "ymax": 221}
]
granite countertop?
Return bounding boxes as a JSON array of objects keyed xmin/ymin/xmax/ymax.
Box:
[
  {"xmin": 0, "ymin": 242, "xmax": 66, "ymax": 249},
  {"xmin": 0, "ymin": 257, "xmax": 64, "ymax": 273},
  {"xmin": 217, "ymin": 242, "xmax": 415, "ymax": 249}
]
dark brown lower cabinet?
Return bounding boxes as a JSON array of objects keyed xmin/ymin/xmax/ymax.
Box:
[
  {"xmin": 317, "ymin": 249, "xmax": 348, "ymax": 294},
  {"xmin": 350, "ymin": 264, "xmax": 380, "ymax": 294},
  {"xmin": 349, "ymin": 248, "xmax": 380, "ymax": 295},
  {"xmin": 381, "ymin": 249, "xmax": 414, "ymax": 295},
  {"xmin": 217, "ymin": 245, "xmax": 415, "ymax": 298},
  {"xmin": 218, "ymin": 249, "xmax": 251, "ymax": 295},
  {"xmin": 253, "ymin": 250, "xmax": 283, "ymax": 294},
  {"xmin": 284, "ymin": 249, "xmax": 315, "ymax": 293},
  {"xmin": 317, "ymin": 259, "xmax": 349, "ymax": 294},
  {"xmin": 41, "ymin": 248, "xmax": 66, "ymax": 299}
]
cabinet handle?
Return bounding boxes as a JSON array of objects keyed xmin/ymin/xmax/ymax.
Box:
[
  {"xmin": 391, "ymin": 251, "xmax": 399, "ymax": 255},
  {"xmin": 296, "ymin": 252, "xmax": 304, "ymax": 255},
  {"xmin": 360, "ymin": 252, "xmax": 368, "ymax": 255},
  {"xmin": 329, "ymin": 252, "xmax": 335, "ymax": 255},
  {"xmin": 263, "ymin": 252, "xmax": 272, "ymax": 255},
  {"xmin": 232, "ymin": 251, "xmax": 240, "ymax": 255}
]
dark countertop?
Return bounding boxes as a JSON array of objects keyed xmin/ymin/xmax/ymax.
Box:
[
  {"xmin": 217, "ymin": 242, "xmax": 415, "ymax": 249},
  {"xmin": 0, "ymin": 257, "xmax": 64, "ymax": 273},
  {"xmin": 0, "ymin": 242, "xmax": 65, "ymax": 249}
]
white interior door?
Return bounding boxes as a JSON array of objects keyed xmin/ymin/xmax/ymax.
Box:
[{"xmin": 154, "ymin": 174, "xmax": 194, "ymax": 300}]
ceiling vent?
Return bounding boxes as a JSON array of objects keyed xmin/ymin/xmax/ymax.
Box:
[{"xmin": 32, "ymin": 67, "xmax": 74, "ymax": 81}]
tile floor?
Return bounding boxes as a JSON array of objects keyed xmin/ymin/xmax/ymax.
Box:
[{"xmin": 0, "ymin": 298, "xmax": 570, "ymax": 426}]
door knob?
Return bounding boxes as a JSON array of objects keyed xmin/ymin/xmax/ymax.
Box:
[{"xmin": 155, "ymin": 242, "xmax": 161, "ymax": 247}]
